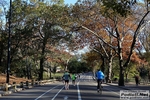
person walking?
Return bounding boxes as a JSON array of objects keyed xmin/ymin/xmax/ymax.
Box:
[
  {"xmin": 62, "ymin": 70, "xmax": 71, "ymax": 90},
  {"xmin": 134, "ymin": 75, "xmax": 139, "ymax": 86},
  {"xmin": 78, "ymin": 74, "xmax": 80, "ymax": 79},
  {"xmin": 95, "ymin": 69, "xmax": 105, "ymax": 92}
]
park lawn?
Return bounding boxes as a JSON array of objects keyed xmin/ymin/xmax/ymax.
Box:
[{"xmin": 43, "ymin": 72, "xmax": 64, "ymax": 80}]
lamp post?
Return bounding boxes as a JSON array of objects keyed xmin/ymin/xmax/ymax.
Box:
[{"xmin": 6, "ymin": 0, "xmax": 12, "ymax": 83}]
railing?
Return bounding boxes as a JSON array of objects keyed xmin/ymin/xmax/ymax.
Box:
[{"xmin": 0, "ymin": 79, "xmax": 54, "ymax": 96}]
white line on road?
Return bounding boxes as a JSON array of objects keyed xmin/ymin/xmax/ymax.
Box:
[
  {"xmin": 51, "ymin": 86, "xmax": 64, "ymax": 100},
  {"xmin": 34, "ymin": 85, "xmax": 60, "ymax": 100},
  {"xmin": 64, "ymin": 96, "xmax": 68, "ymax": 100},
  {"xmin": 77, "ymin": 81, "xmax": 82, "ymax": 100}
]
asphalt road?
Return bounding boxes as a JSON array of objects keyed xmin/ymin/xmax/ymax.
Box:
[{"xmin": 0, "ymin": 72, "xmax": 148, "ymax": 100}]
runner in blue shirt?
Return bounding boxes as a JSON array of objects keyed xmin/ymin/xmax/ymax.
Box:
[{"xmin": 62, "ymin": 70, "xmax": 71, "ymax": 90}]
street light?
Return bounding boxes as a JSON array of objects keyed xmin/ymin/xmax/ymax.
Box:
[{"xmin": 6, "ymin": 0, "xmax": 12, "ymax": 83}]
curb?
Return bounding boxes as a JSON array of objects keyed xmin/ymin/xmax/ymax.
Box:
[
  {"xmin": 106, "ymin": 83, "xmax": 134, "ymax": 90},
  {"xmin": 106, "ymin": 83, "xmax": 150, "ymax": 91},
  {"xmin": 0, "ymin": 86, "xmax": 32, "ymax": 97},
  {"xmin": 2, "ymin": 91, "xmax": 12, "ymax": 96},
  {"xmin": 0, "ymin": 88, "xmax": 23, "ymax": 96}
]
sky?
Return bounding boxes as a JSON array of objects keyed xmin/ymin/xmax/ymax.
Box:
[{"xmin": 64, "ymin": 0, "xmax": 77, "ymax": 5}]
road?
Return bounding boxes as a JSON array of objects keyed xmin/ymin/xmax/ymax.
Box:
[{"xmin": 0, "ymin": 72, "xmax": 149, "ymax": 100}]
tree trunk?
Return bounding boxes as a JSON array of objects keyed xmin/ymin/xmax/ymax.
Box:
[
  {"xmin": 125, "ymin": 73, "xmax": 127, "ymax": 82},
  {"xmin": 101, "ymin": 57, "xmax": 105, "ymax": 72},
  {"xmin": 50, "ymin": 66, "xmax": 52, "ymax": 79},
  {"xmin": 39, "ymin": 58, "xmax": 44, "ymax": 80},
  {"xmin": 0, "ymin": 42, "xmax": 4, "ymax": 68},
  {"xmin": 39, "ymin": 39, "xmax": 46, "ymax": 80},
  {"xmin": 107, "ymin": 35, "xmax": 113, "ymax": 83},
  {"xmin": 26, "ymin": 65, "xmax": 29, "ymax": 79},
  {"xmin": 107, "ymin": 57, "xmax": 113, "ymax": 83},
  {"xmin": 118, "ymin": 41, "xmax": 125, "ymax": 86},
  {"xmin": 29, "ymin": 64, "xmax": 32, "ymax": 79},
  {"xmin": 118, "ymin": 66, "xmax": 125, "ymax": 86}
]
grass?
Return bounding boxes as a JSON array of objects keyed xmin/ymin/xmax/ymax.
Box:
[{"xmin": 43, "ymin": 72, "xmax": 64, "ymax": 80}]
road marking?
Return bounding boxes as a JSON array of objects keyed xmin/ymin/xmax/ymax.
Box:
[
  {"xmin": 104, "ymin": 87, "xmax": 120, "ymax": 96},
  {"xmin": 103, "ymin": 84, "xmax": 120, "ymax": 96},
  {"xmin": 64, "ymin": 96, "xmax": 68, "ymax": 100},
  {"xmin": 34, "ymin": 85, "xmax": 60, "ymax": 100},
  {"xmin": 51, "ymin": 86, "xmax": 64, "ymax": 100},
  {"xmin": 77, "ymin": 81, "xmax": 82, "ymax": 100},
  {"xmin": 91, "ymin": 79, "xmax": 120, "ymax": 96}
]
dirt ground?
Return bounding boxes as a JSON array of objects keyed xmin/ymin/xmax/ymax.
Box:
[{"xmin": 0, "ymin": 74, "xmax": 31, "ymax": 85}]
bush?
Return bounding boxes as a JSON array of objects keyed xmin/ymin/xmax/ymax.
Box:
[
  {"xmin": 114, "ymin": 78, "xmax": 118, "ymax": 81},
  {"xmin": 55, "ymin": 76, "xmax": 61, "ymax": 81}
]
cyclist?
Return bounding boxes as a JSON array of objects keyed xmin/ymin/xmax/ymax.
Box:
[
  {"xmin": 95, "ymin": 69, "xmax": 105, "ymax": 92},
  {"xmin": 62, "ymin": 70, "xmax": 71, "ymax": 90}
]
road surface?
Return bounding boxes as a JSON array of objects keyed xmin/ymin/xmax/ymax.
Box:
[{"xmin": 0, "ymin": 72, "xmax": 149, "ymax": 100}]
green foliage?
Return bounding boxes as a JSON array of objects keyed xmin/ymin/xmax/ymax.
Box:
[
  {"xmin": 0, "ymin": 0, "xmax": 148, "ymax": 84},
  {"xmin": 50, "ymin": 0, "xmax": 65, "ymax": 5},
  {"xmin": 100, "ymin": 0, "xmax": 137, "ymax": 17},
  {"xmin": 112, "ymin": 59, "xmax": 138, "ymax": 80},
  {"xmin": 112, "ymin": 61, "xmax": 120, "ymax": 78},
  {"xmin": 53, "ymin": 66, "xmax": 57, "ymax": 74},
  {"xmin": 138, "ymin": 66, "xmax": 149, "ymax": 78},
  {"xmin": 0, "ymin": 0, "xmax": 69, "ymax": 80},
  {"xmin": 68, "ymin": 59, "xmax": 90, "ymax": 73}
]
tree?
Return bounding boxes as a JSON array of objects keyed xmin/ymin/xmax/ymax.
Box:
[
  {"xmin": 35, "ymin": 1, "xmax": 72, "ymax": 80},
  {"xmin": 99, "ymin": 0, "xmax": 137, "ymax": 17},
  {"xmin": 83, "ymin": 51, "xmax": 103, "ymax": 72},
  {"xmin": 0, "ymin": 0, "xmax": 73, "ymax": 81},
  {"xmin": 67, "ymin": 58, "xmax": 89, "ymax": 73},
  {"xmin": 52, "ymin": 65, "xmax": 57, "ymax": 79},
  {"xmin": 0, "ymin": 0, "xmax": 8, "ymax": 73},
  {"xmin": 70, "ymin": 0, "xmax": 150, "ymax": 86}
]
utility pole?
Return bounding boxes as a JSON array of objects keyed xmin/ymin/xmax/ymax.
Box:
[{"xmin": 6, "ymin": 0, "xmax": 12, "ymax": 83}]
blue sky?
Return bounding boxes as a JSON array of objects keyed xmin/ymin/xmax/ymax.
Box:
[{"xmin": 64, "ymin": 0, "xmax": 77, "ymax": 4}]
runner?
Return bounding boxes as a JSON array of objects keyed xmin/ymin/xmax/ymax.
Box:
[
  {"xmin": 71, "ymin": 73, "xmax": 76, "ymax": 86},
  {"xmin": 62, "ymin": 70, "xmax": 71, "ymax": 90}
]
